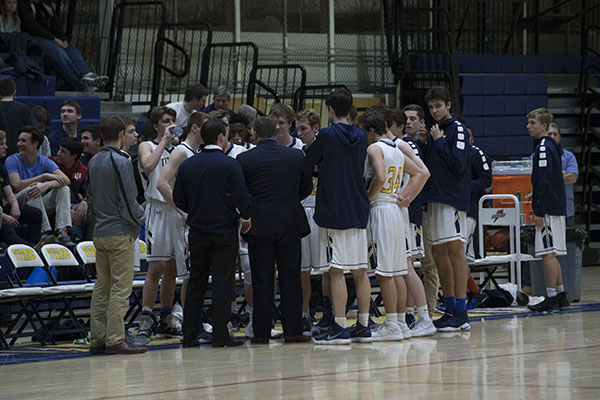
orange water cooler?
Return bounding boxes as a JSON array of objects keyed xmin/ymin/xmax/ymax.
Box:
[{"xmin": 491, "ymin": 160, "xmax": 534, "ymax": 225}]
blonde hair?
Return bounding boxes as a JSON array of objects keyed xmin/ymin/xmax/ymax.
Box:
[
  {"xmin": 527, "ymin": 108, "xmax": 553, "ymax": 127},
  {"xmin": 0, "ymin": 130, "xmax": 5, "ymax": 141},
  {"xmin": 296, "ymin": 109, "xmax": 320, "ymax": 128}
]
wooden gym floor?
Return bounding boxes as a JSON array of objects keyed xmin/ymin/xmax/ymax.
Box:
[{"xmin": 1, "ymin": 266, "xmax": 600, "ymax": 399}]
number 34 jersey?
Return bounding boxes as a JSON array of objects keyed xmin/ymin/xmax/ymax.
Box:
[{"xmin": 364, "ymin": 138, "xmax": 405, "ymax": 205}]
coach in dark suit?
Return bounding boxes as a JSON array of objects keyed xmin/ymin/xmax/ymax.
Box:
[
  {"xmin": 237, "ymin": 117, "xmax": 313, "ymax": 343},
  {"xmin": 173, "ymin": 118, "xmax": 251, "ymax": 348}
]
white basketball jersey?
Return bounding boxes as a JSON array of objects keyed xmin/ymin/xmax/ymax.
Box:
[
  {"xmin": 140, "ymin": 141, "xmax": 175, "ymax": 202},
  {"xmin": 289, "ymin": 136, "xmax": 305, "ymax": 150},
  {"xmin": 366, "ymin": 139, "xmax": 405, "ymax": 205},
  {"xmin": 225, "ymin": 142, "xmax": 246, "ymax": 159},
  {"xmin": 178, "ymin": 142, "xmax": 197, "ymax": 159}
]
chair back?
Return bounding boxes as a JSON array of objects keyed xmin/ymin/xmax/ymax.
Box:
[{"xmin": 76, "ymin": 241, "xmax": 97, "ymax": 264}]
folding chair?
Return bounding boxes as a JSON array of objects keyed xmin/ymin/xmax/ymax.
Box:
[
  {"xmin": 39, "ymin": 244, "xmax": 92, "ymax": 340},
  {"xmin": 2, "ymin": 244, "xmax": 54, "ymax": 346},
  {"xmin": 475, "ymin": 194, "xmax": 540, "ymax": 290},
  {"xmin": 75, "ymin": 241, "xmax": 96, "ymax": 286}
]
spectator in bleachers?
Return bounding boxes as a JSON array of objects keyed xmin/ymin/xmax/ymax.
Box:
[
  {"xmin": 548, "ymin": 122, "xmax": 578, "ymax": 227},
  {"xmin": 0, "ymin": 129, "xmax": 42, "ymax": 246},
  {"xmin": 0, "ymin": 77, "xmax": 37, "ymax": 156},
  {"xmin": 0, "ymin": 0, "xmax": 19, "ymax": 32},
  {"xmin": 201, "ymin": 86, "xmax": 235, "ymax": 117},
  {"xmin": 79, "ymin": 125, "xmax": 100, "ymax": 166},
  {"xmin": 269, "ymin": 103, "xmax": 303, "ymax": 149},
  {"xmin": 6, "ymin": 125, "xmax": 73, "ymax": 246},
  {"xmin": 51, "ymin": 137, "xmax": 87, "ymax": 231},
  {"xmin": 166, "ymin": 84, "xmax": 208, "ymax": 128},
  {"xmin": 31, "ymin": 105, "xmax": 51, "ymax": 157},
  {"xmin": 48, "ymin": 99, "xmax": 81, "ymax": 155},
  {"xmin": 121, "ymin": 116, "xmax": 139, "ymax": 154},
  {"xmin": 17, "ymin": 0, "xmax": 108, "ymax": 92}
]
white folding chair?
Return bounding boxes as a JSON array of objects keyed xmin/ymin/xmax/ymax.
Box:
[
  {"xmin": 75, "ymin": 241, "xmax": 96, "ymax": 291},
  {"xmin": 476, "ymin": 194, "xmax": 540, "ymax": 290}
]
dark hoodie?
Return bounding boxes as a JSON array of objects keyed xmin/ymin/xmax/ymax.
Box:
[
  {"xmin": 304, "ymin": 123, "xmax": 369, "ymax": 229},
  {"xmin": 532, "ymin": 136, "xmax": 566, "ymax": 217},
  {"xmin": 422, "ymin": 116, "xmax": 470, "ymax": 212}
]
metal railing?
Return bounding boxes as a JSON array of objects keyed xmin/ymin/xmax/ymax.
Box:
[
  {"xmin": 199, "ymin": 42, "xmax": 259, "ymax": 112},
  {"xmin": 151, "ymin": 22, "xmax": 212, "ymax": 107},
  {"xmin": 246, "ymin": 64, "xmax": 306, "ymax": 116},
  {"xmin": 106, "ymin": 1, "xmax": 166, "ymax": 104},
  {"xmin": 293, "ymin": 84, "xmax": 349, "ymax": 117}
]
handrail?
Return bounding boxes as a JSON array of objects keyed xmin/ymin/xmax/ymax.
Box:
[
  {"xmin": 578, "ymin": 25, "xmax": 600, "ymax": 95},
  {"xmin": 246, "ymin": 79, "xmax": 280, "ymax": 116},
  {"xmin": 151, "ymin": 37, "xmax": 191, "ymax": 107},
  {"xmin": 292, "ymin": 84, "xmax": 349, "ymax": 111}
]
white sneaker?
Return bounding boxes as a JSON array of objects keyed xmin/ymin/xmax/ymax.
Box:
[
  {"xmin": 411, "ymin": 318, "xmax": 437, "ymax": 337},
  {"xmin": 172, "ymin": 304, "xmax": 184, "ymax": 322},
  {"xmin": 270, "ymin": 328, "xmax": 283, "ymax": 338},
  {"xmin": 245, "ymin": 322, "xmax": 254, "ymax": 338},
  {"xmin": 371, "ymin": 321, "xmax": 404, "ymax": 341},
  {"xmin": 398, "ymin": 321, "xmax": 412, "ymax": 339},
  {"xmin": 202, "ymin": 323, "xmax": 213, "ymax": 333}
]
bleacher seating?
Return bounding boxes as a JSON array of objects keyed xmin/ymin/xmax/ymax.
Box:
[
  {"xmin": 457, "ymin": 54, "xmax": 587, "ymax": 74},
  {"xmin": 0, "ymin": 75, "xmax": 56, "ymax": 97}
]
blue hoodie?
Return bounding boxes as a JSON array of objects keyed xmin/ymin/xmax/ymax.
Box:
[
  {"xmin": 304, "ymin": 123, "xmax": 369, "ymax": 229},
  {"xmin": 400, "ymin": 135, "xmax": 425, "ymax": 225},
  {"xmin": 532, "ymin": 136, "xmax": 566, "ymax": 217},
  {"xmin": 422, "ymin": 116, "xmax": 470, "ymax": 212},
  {"xmin": 468, "ymin": 144, "xmax": 492, "ymax": 219}
]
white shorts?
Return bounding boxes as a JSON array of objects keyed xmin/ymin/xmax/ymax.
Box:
[
  {"xmin": 408, "ymin": 223, "xmax": 425, "ymax": 259},
  {"xmin": 424, "ymin": 203, "xmax": 467, "ymax": 245},
  {"xmin": 320, "ymin": 227, "xmax": 368, "ymax": 271},
  {"xmin": 464, "ymin": 216, "xmax": 477, "ymax": 262},
  {"xmin": 535, "ymin": 215, "xmax": 567, "ymax": 257},
  {"xmin": 145, "ymin": 199, "xmax": 189, "ymax": 276},
  {"xmin": 367, "ymin": 203, "xmax": 408, "ymax": 277},
  {"xmin": 301, "ymin": 207, "xmax": 328, "ymax": 272},
  {"xmin": 238, "ymin": 229, "xmax": 251, "ymax": 284},
  {"xmin": 400, "ymin": 207, "xmax": 412, "ymax": 258}
]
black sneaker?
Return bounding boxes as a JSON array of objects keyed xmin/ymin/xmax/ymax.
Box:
[
  {"xmin": 405, "ymin": 312, "xmax": 416, "ymax": 329},
  {"xmin": 527, "ymin": 296, "xmax": 559, "ymax": 313},
  {"xmin": 557, "ymin": 292, "xmax": 570, "ymax": 309},
  {"xmin": 315, "ymin": 314, "xmax": 332, "ymax": 333},
  {"xmin": 154, "ymin": 314, "xmax": 183, "ymax": 338},
  {"xmin": 433, "ymin": 312, "xmax": 453, "ymax": 329},
  {"xmin": 230, "ymin": 313, "xmax": 244, "ymax": 332},
  {"xmin": 302, "ymin": 317, "xmax": 313, "ymax": 337},
  {"xmin": 437, "ymin": 311, "xmax": 470, "ymax": 332}
]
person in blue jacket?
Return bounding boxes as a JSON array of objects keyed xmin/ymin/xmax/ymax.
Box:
[
  {"xmin": 421, "ymin": 86, "xmax": 471, "ymax": 332},
  {"xmin": 526, "ymin": 108, "xmax": 569, "ymax": 313}
]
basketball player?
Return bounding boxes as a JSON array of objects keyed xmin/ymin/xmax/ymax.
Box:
[
  {"xmin": 422, "ymin": 86, "xmax": 471, "ymax": 332},
  {"xmin": 295, "ymin": 109, "xmax": 327, "ymax": 336},
  {"xmin": 156, "ymin": 112, "xmax": 209, "ymax": 338},
  {"xmin": 360, "ymin": 110, "xmax": 428, "ymax": 341},
  {"xmin": 135, "ymin": 106, "xmax": 184, "ymax": 344},
  {"xmin": 526, "ymin": 108, "xmax": 569, "ymax": 313}
]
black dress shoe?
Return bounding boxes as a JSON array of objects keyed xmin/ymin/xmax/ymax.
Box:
[
  {"xmin": 212, "ymin": 339, "xmax": 243, "ymax": 347},
  {"xmin": 182, "ymin": 340, "xmax": 200, "ymax": 348},
  {"xmin": 250, "ymin": 337, "xmax": 270, "ymax": 344},
  {"xmin": 284, "ymin": 335, "xmax": 311, "ymax": 343},
  {"xmin": 89, "ymin": 344, "xmax": 105, "ymax": 354}
]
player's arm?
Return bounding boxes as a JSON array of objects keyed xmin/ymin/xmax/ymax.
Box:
[
  {"xmin": 157, "ymin": 147, "xmax": 187, "ymax": 218},
  {"xmin": 138, "ymin": 131, "xmax": 173, "ymax": 173},
  {"xmin": 471, "ymin": 149, "xmax": 492, "ymax": 194},
  {"xmin": 303, "ymin": 133, "xmax": 323, "ymax": 177},
  {"xmin": 398, "ymin": 153, "xmax": 429, "ymax": 205},
  {"xmin": 397, "ymin": 140, "xmax": 429, "ymax": 176},
  {"xmin": 430, "ymin": 124, "xmax": 468, "ymax": 174},
  {"xmin": 532, "ymin": 149, "xmax": 553, "ymax": 226},
  {"xmin": 366, "ymin": 144, "xmax": 386, "ymax": 202}
]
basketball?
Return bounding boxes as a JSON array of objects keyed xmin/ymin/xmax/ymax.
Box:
[{"xmin": 490, "ymin": 229, "xmax": 510, "ymax": 250}]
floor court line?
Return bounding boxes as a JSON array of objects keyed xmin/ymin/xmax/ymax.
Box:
[{"xmin": 92, "ymin": 343, "xmax": 600, "ymax": 400}]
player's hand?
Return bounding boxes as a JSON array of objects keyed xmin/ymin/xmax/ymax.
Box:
[
  {"xmin": 163, "ymin": 124, "xmax": 177, "ymax": 143},
  {"xmin": 534, "ymin": 215, "xmax": 545, "ymax": 228},
  {"xmin": 430, "ymin": 124, "xmax": 444, "ymax": 141},
  {"xmin": 396, "ymin": 196, "xmax": 410, "ymax": 208},
  {"xmin": 178, "ymin": 210, "xmax": 188, "ymax": 222},
  {"xmin": 27, "ymin": 182, "xmax": 44, "ymax": 199},
  {"xmin": 240, "ymin": 219, "xmax": 251, "ymax": 234},
  {"xmin": 3, "ymin": 214, "xmax": 19, "ymax": 227},
  {"xmin": 417, "ymin": 121, "xmax": 428, "ymax": 142}
]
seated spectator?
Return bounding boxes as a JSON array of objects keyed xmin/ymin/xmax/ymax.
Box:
[
  {"xmin": 0, "ymin": 77, "xmax": 38, "ymax": 156},
  {"xmin": 31, "ymin": 105, "xmax": 51, "ymax": 157},
  {"xmin": 17, "ymin": 0, "xmax": 108, "ymax": 92},
  {"xmin": 51, "ymin": 136, "xmax": 87, "ymax": 231},
  {"xmin": 0, "ymin": 0, "xmax": 19, "ymax": 33},
  {"xmin": 0, "ymin": 129, "xmax": 42, "ymax": 246},
  {"xmin": 201, "ymin": 85, "xmax": 235, "ymax": 117},
  {"xmin": 166, "ymin": 84, "xmax": 208, "ymax": 128},
  {"xmin": 48, "ymin": 99, "xmax": 81, "ymax": 155},
  {"xmin": 121, "ymin": 116, "xmax": 139, "ymax": 155},
  {"xmin": 79, "ymin": 125, "xmax": 100, "ymax": 166},
  {"xmin": 6, "ymin": 125, "xmax": 73, "ymax": 246}
]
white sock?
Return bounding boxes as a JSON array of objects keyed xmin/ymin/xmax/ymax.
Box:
[
  {"xmin": 231, "ymin": 301, "xmax": 238, "ymax": 313},
  {"xmin": 546, "ymin": 287, "xmax": 557, "ymax": 297},
  {"xmin": 358, "ymin": 313, "xmax": 369, "ymax": 327},
  {"xmin": 386, "ymin": 313, "xmax": 398, "ymax": 324},
  {"xmin": 406, "ymin": 307, "xmax": 414, "ymax": 315},
  {"xmin": 416, "ymin": 305, "xmax": 431, "ymax": 321},
  {"xmin": 302, "ymin": 312, "xmax": 310, "ymax": 319},
  {"xmin": 398, "ymin": 312, "xmax": 406, "ymax": 325},
  {"xmin": 334, "ymin": 317, "xmax": 347, "ymax": 328},
  {"xmin": 248, "ymin": 306, "xmax": 254, "ymax": 323},
  {"xmin": 556, "ymin": 285, "xmax": 565, "ymax": 294}
]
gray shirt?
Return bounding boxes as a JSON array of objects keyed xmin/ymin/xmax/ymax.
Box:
[{"xmin": 87, "ymin": 145, "xmax": 143, "ymax": 237}]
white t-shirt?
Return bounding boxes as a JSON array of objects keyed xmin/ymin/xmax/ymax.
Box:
[{"xmin": 165, "ymin": 101, "xmax": 194, "ymax": 128}]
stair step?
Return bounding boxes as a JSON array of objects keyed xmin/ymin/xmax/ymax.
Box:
[{"xmin": 55, "ymin": 90, "xmax": 109, "ymax": 100}]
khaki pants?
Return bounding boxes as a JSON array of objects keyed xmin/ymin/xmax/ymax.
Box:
[
  {"xmin": 90, "ymin": 235, "xmax": 135, "ymax": 347},
  {"xmin": 421, "ymin": 211, "xmax": 440, "ymax": 317},
  {"xmin": 15, "ymin": 186, "xmax": 72, "ymax": 232}
]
